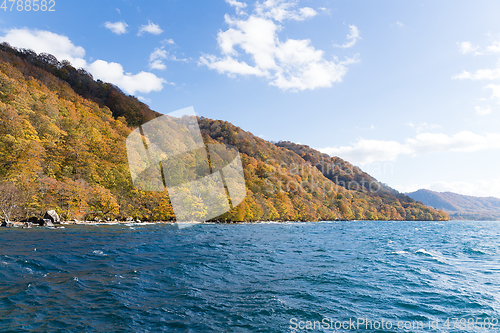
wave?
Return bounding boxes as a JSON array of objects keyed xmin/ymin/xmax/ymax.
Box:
[
  {"xmin": 463, "ymin": 247, "xmax": 489, "ymax": 255},
  {"xmin": 92, "ymin": 250, "xmax": 107, "ymax": 256},
  {"xmin": 416, "ymin": 249, "xmax": 448, "ymax": 264},
  {"xmin": 391, "ymin": 250, "xmax": 411, "ymax": 255}
]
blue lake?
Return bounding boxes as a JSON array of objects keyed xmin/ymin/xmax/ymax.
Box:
[{"xmin": 1, "ymin": 221, "xmax": 500, "ymax": 332}]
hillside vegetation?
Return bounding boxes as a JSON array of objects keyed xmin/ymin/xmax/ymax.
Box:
[{"xmin": 0, "ymin": 44, "xmax": 449, "ymax": 222}]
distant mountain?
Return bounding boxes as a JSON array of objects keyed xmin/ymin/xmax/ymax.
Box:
[{"xmin": 406, "ymin": 189, "xmax": 500, "ymax": 221}]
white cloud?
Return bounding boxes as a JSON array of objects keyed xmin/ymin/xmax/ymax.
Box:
[
  {"xmin": 0, "ymin": 28, "xmax": 87, "ymax": 68},
  {"xmin": 452, "ymin": 67, "xmax": 500, "ymax": 80},
  {"xmin": 0, "ymin": 28, "xmax": 168, "ymax": 95},
  {"xmin": 200, "ymin": 54, "xmax": 267, "ymax": 76},
  {"xmin": 486, "ymin": 84, "xmax": 500, "ymax": 104},
  {"xmin": 255, "ymin": 0, "xmax": 317, "ymax": 22},
  {"xmin": 334, "ymin": 25, "xmax": 361, "ymax": 49},
  {"xmin": 407, "ymin": 131, "xmax": 500, "ymax": 154},
  {"xmin": 149, "ymin": 46, "xmax": 189, "ymax": 69},
  {"xmin": 138, "ymin": 96, "xmax": 152, "ymax": 104},
  {"xmin": 138, "ymin": 21, "xmax": 163, "ymax": 36},
  {"xmin": 104, "ymin": 21, "xmax": 128, "ymax": 35},
  {"xmin": 149, "ymin": 61, "xmax": 166, "ymax": 71},
  {"xmin": 200, "ymin": 1, "xmax": 358, "ymax": 91},
  {"xmin": 318, "ymin": 131, "xmax": 500, "ymax": 164},
  {"xmin": 457, "ymin": 41, "xmax": 479, "ymax": 55},
  {"xmin": 455, "ymin": 39, "xmax": 500, "ymax": 56},
  {"xmin": 163, "ymin": 38, "xmax": 175, "ymax": 45},
  {"xmin": 454, "ymin": 39, "xmax": 500, "ymax": 105},
  {"xmin": 475, "ymin": 105, "xmax": 492, "ymax": 115},
  {"xmin": 149, "ymin": 47, "xmax": 168, "ymax": 70},
  {"xmin": 226, "ymin": 0, "xmax": 247, "ymax": 8},
  {"xmin": 486, "ymin": 41, "xmax": 500, "ymax": 53},
  {"xmin": 319, "ymin": 139, "xmax": 412, "ymax": 164},
  {"xmin": 407, "ymin": 122, "xmax": 442, "ymax": 133},
  {"xmin": 390, "ymin": 21, "xmax": 404, "ymax": 28},
  {"xmin": 318, "ymin": 7, "xmax": 331, "ymax": 15},
  {"xmin": 167, "ymin": 54, "xmax": 189, "ymax": 62},
  {"xmin": 87, "ymin": 60, "xmax": 166, "ymax": 94},
  {"xmin": 226, "ymin": 0, "xmax": 248, "ymax": 15}
]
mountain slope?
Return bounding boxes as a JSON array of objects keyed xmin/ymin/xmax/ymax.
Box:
[
  {"xmin": 0, "ymin": 44, "xmax": 449, "ymax": 222},
  {"xmin": 275, "ymin": 141, "xmax": 410, "ymax": 199},
  {"xmin": 406, "ymin": 189, "xmax": 500, "ymax": 220},
  {"xmin": 0, "ymin": 43, "xmax": 159, "ymax": 127}
]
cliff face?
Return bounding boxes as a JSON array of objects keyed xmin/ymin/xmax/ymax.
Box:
[{"xmin": 0, "ymin": 44, "xmax": 449, "ymax": 222}]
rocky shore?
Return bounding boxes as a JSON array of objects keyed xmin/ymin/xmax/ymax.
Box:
[
  {"xmin": 1, "ymin": 210, "xmax": 147, "ymax": 228},
  {"xmin": 0, "ymin": 211, "xmax": 207, "ymax": 228}
]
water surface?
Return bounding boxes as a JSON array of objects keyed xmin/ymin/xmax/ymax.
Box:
[{"xmin": 1, "ymin": 221, "xmax": 500, "ymax": 332}]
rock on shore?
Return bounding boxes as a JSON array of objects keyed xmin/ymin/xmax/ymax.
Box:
[{"xmin": 44, "ymin": 210, "xmax": 60, "ymax": 224}]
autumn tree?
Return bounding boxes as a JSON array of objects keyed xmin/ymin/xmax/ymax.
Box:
[{"xmin": 0, "ymin": 181, "xmax": 25, "ymax": 222}]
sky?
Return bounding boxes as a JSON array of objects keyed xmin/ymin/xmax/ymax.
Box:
[{"xmin": 1, "ymin": 0, "xmax": 500, "ymax": 197}]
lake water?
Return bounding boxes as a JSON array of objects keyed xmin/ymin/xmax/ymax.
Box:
[{"xmin": 1, "ymin": 221, "xmax": 500, "ymax": 332}]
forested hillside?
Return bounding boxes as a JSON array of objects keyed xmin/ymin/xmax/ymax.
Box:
[
  {"xmin": 0, "ymin": 44, "xmax": 449, "ymax": 222},
  {"xmin": 0, "ymin": 43, "xmax": 159, "ymax": 127}
]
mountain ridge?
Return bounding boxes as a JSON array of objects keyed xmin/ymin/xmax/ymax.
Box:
[
  {"xmin": 0, "ymin": 43, "xmax": 449, "ymax": 222},
  {"xmin": 406, "ymin": 189, "xmax": 500, "ymax": 221}
]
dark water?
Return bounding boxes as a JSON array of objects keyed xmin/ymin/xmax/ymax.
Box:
[{"xmin": 1, "ymin": 221, "xmax": 500, "ymax": 332}]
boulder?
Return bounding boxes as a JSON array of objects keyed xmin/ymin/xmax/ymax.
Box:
[
  {"xmin": 26, "ymin": 216, "xmax": 39, "ymax": 223},
  {"xmin": 44, "ymin": 210, "xmax": 60, "ymax": 224},
  {"xmin": 1, "ymin": 221, "xmax": 13, "ymax": 228},
  {"xmin": 40, "ymin": 219, "xmax": 54, "ymax": 227},
  {"xmin": 126, "ymin": 217, "xmax": 134, "ymax": 222},
  {"xmin": 23, "ymin": 222, "xmax": 33, "ymax": 229}
]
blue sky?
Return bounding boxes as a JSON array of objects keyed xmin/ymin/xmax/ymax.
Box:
[{"xmin": 2, "ymin": 0, "xmax": 500, "ymax": 197}]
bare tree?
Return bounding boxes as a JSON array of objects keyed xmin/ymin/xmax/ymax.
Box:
[{"xmin": 0, "ymin": 181, "xmax": 24, "ymax": 222}]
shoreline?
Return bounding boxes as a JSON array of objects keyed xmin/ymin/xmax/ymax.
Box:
[
  {"xmin": 2, "ymin": 219, "xmax": 494, "ymax": 228},
  {"xmin": 3, "ymin": 220, "xmax": 298, "ymax": 227}
]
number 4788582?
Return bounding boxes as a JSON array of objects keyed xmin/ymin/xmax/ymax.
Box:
[{"xmin": 1, "ymin": 0, "xmax": 56, "ymax": 11}]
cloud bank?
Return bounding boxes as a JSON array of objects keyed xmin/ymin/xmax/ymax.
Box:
[
  {"xmin": 200, "ymin": 0, "xmax": 359, "ymax": 91},
  {"xmin": 319, "ymin": 131, "xmax": 500, "ymax": 164}
]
